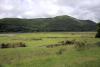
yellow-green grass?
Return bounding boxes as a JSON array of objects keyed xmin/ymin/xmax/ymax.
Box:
[{"xmin": 0, "ymin": 32, "xmax": 100, "ymax": 67}]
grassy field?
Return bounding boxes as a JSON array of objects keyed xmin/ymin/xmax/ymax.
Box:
[{"xmin": 0, "ymin": 32, "xmax": 100, "ymax": 67}]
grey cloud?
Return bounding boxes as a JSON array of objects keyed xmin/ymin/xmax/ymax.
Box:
[
  {"xmin": 0, "ymin": 0, "xmax": 100, "ymax": 22},
  {"xmin": 56, "ymin": 0, "xmax": 100, "ymax": 21}
]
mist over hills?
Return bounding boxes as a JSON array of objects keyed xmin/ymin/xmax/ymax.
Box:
[{"xmin": 0, "ymin": 15, "xmax": 96, "ymax": 32}]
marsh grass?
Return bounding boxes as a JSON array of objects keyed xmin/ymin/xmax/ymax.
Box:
[{"xmin": 0, "ymin": 32, "xmax": 100, "ymax": 67}]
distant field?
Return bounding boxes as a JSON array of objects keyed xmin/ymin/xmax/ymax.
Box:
[{"xmin": 0, "ymin": 32, "xmax": 100, "ymax": 67}]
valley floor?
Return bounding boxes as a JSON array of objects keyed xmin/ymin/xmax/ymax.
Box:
[{"xmin": 0, "ymin": 32, "xmax": 100, "ymax": 67}]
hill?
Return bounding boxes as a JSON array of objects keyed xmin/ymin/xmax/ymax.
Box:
[{"xmin": 0, "ymin": 15, "xmax": 96, "ymax": 32}]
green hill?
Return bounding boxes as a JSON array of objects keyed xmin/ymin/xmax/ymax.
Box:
[{"xmin": 0, "ymin": 15, "xmax": 96, "ymax": 32}]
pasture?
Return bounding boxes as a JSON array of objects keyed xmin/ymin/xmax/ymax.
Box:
[{"xmin": 0, "ymin": 32, "xmax": 100, "ymax": 67}]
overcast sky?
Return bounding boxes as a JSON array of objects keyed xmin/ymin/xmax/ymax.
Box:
[{"xmin": 0, "ymin": 0, "xmax": 100, "ymax": 22}]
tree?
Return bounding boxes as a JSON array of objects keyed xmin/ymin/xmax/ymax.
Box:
[{"xmin": 95, "ymin": 23, "xmax": 100, "ymax": 38}]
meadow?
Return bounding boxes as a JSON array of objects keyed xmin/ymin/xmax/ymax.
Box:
[{"xmin": 0, "ymin": 32, "xmax": 100, "ymax": 67}]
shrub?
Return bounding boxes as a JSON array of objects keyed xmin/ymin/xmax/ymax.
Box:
[
  {"xmin": 95, "ymin": 23, "xmax": 100, "ymax": 38},
  {"xmin": 0, "ymin": 42, "xmax": 26, "ymax": 49},
  {"xmin": 46, "ymin": 40, "xmax": 75, "ymax": 48},
  {"xmin": 74, "ymin": 41, "xmax": 88, "ymax": 51},
  {"xmin": 59, "ymin": 40, "xmax": 75, "ymax": 45},
  {"xmin": 1, "ymin": 43, "xmax": 9, "ymax": 48},
  {"xmin": 46, "ymin": 44, "xmax": 54, "ymax": 48},
  {"xmin": 19, "ymin": 42, "xmax": 26, "ymax": 47}
]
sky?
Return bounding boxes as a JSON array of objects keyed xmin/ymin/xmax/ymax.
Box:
[{"xmin": 0, "ymin": 0, "xmax": 100, "ymax": 22}]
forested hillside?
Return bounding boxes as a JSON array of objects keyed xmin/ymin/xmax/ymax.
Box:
[{"xmin": 0, "ymin": 15, "xmax": 96, "ymax": 32}]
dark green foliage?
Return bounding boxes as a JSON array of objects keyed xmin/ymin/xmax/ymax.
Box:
[
  {"xmin": 95, "ymin": 23, "xmax": 100, "ymax": 38},
  {"xmin": 0, "ymin": 15, "xmax": 96, "ymax": 32}
]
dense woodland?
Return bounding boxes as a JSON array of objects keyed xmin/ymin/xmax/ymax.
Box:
[{"xmin": 0, "ymin": 15, "xmax": 96, "ymax": 32}]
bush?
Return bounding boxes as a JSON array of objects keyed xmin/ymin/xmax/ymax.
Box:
[
  {"xmin": 46, "ymin": 40, "xmax": 75, "ymax": 48},
  {"xmin": 74, "ymin": 41, "xmax": 88, "ymax": 51},
  {"xmin": 1, "ymin": 43, "xmax": 9, "ymax": 48},
  {"xmin": 0, "ymin": 42, "xmax": 26, "ymax": 49},
  {"xmin": 59, "ymin": 40, "xmax": 75, "ymax": 45},
  {"xmin": 95, "ymin": 23, "xmax": 100, "ymax": 38},
  {"xmin": 95, "ymin": 42, "xmax": 100, "ymax": 47}
]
